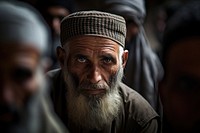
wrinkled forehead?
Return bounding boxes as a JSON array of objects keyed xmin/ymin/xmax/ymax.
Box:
[{"xmin": 0, "ymin": 42, "xmax": 40, "ymax": 60}]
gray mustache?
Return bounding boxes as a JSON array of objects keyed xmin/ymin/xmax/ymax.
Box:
[{"xmin": 78, "ymin": 82, "xmax": 109, "ymax": 90}]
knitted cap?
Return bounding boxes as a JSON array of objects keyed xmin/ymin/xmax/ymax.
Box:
[{"xmin": 60, "ymin": 10, "xmax": 126, "ymax": 47}]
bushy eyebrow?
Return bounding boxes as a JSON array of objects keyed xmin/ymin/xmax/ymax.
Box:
[
  {"xmin": 74, "ymin": 54, "xmax": 89, "ymax": 60},
  {"xmin": 74, "ymin": 53, "xmax": 87, "ymax": 57},
  {"xmin": 72, "ymin": 52, "xmax": 117, "ymax": 63}
]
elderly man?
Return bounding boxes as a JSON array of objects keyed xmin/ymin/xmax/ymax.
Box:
[
  {"xmin": 47, "ymin": 10, "xmax": 161, "ymax": 133},
  {"xmin": 0, "ymin": 1, "xmax": 67, "ymax": 133},
  {"xmin": 159, "ymin": 1, "xmax": 200, "ymax": 133}
]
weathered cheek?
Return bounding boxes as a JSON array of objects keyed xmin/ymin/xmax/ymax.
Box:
[
  {"xmin": 68, "ymin": 64, "xmax": 87, "ymax": 84},
  {"xmin": 109, "ymin": 65, "xmax": 120, "ymax": 74},
  {"xmin": 104, "ymin": 65, "xmax": 119, "ymax": 82},
  {"xmin": 109, "ymin": 68, "xmax": 117, "ymax": 76},
  {"xmin": 20, "ymin": 78, "xmax": 39, "ymax": 101}
]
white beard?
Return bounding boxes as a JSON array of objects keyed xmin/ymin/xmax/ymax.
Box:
[{"xmin": 63, "ymin": 66, "xmax": 124, "ymax": 130}]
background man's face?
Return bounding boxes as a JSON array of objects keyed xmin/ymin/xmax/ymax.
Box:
[
  {"xmin": 160, "ymin": 38, "xmax": 200, "ymax": 132},
  {"xmin": 0, "ymin": 43, "xmax": 40, "ymax": 128},
  {"xmin": 45, "ymin": 6, "xmax": 69, "ymax": 36}
]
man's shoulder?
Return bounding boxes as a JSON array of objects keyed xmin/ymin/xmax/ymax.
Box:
[
  {"xmin": 119, "ymin": 82, "xmax": 159, "ymax": 127},
  {"xmin": 46, "ymin": 68, "xmax": 65, "ymax": 95}
]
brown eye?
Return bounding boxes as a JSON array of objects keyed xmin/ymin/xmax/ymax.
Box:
[
  {"xmin": 103, "ymin": 57, "xmax": 112, "ymax": 64},
  {"xmin": 76, "ymin": 55, "xmax": 87, "ymax": 63},
  {"xmin": 101, "ymin": 55, "xmax": 115, "ymax": 64}
]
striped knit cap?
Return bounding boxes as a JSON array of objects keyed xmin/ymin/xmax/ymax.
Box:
[{"xmin": 60, "ymin": 10, "xmax": 126, "ymax": 47}]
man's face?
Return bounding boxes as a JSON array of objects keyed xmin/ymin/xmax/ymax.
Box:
[
  {"xmin": 160, "ymin": 38, "xmax": 200, "ymax": 132},
  {"xmin": 59, "ymin": 36, "xmax": 128, "ymax": 129},
  {"xmin": 0, "ymin": 43, "xmax": 40, "ymax": 129},
  {"xmin": 67, "ymin": 36, "xmax": 123, "ymax": 96}
]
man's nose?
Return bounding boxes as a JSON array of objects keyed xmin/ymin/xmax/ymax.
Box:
[{"xmin": 87, "ymin": 65, "xmax": 102, "ymax": 83}]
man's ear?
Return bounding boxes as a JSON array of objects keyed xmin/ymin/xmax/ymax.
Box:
[
  {"xmin": 122, "ymin": 50, "xmax": 128, "ymax": 68},
  {"xmin": 56, "ymin": 46, "xmax": 65, "ymax": 69}
]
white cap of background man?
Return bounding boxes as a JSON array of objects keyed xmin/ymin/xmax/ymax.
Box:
[{"xmin": 0, "ymin": 1, "xmax": 50, "ymax": 55}]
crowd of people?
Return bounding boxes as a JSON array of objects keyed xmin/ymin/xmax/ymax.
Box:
[{"xmin": 0, "ymin": 0, "xmax": 199, "ymax": 133}]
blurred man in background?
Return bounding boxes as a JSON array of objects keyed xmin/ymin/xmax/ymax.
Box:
[
  {"xmin": 36, "ymin": 0, "xmax": 76, "ymax": 69},
  {"xmin": 159, "ymin": 1, "xmax": 200, "ymax": 133},
  {"xmin": 0, "ymin": 1, "xmax": 68, "ymax": 132}
]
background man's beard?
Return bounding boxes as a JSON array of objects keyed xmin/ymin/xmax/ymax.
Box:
[
  {"xmin": 63, "ymin": 66, "xmax": 124, "ymax": 130},
  {"xmin": 0, "ymin": 68, "xmax": 46, "ymax": 133},
  {"xmin": 0, "ymin": 86, "xmax": 45, "ymax": 133}
]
